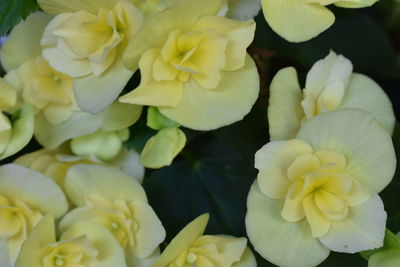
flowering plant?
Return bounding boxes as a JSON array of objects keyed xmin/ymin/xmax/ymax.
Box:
[{"xmin": 0, "ymin": 0, "xmax": 399, "ymax": 266}]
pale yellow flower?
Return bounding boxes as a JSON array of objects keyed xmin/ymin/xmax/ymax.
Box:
[
  {"xmin": 268, "ymin": 51, "xmax": 395, "ymax": 141},
  {"xmin": 261, "ymin": 0, "xmax": 379, "ymax": 42},
  {"xmin": 9, "ymin": 56, "xmax": 77, "ymax": 125},
  {"xmin": 60, "ymin": 165, "xmax": 165, "ymax": 263},
  {"xmin": 38, "ymin": 0, "xmax": 144, "ymax": 113},
  {"xmin": 154, "ymin": 214, "xmax": 256, "ymax": 267},
  {"xmin": 0, "ymin": 164, "xmax": 68, "ymax": 265},
  {"xmin": 246, "ymin": 109, "xmax": 396, "ymax": 266},
  {"xmin": 121, "ymin": 0, "xmax": 259, "ymax": 130},
  {"xmin": 15, "ymin": 215, "xmax": 126, "ymax": 267}
]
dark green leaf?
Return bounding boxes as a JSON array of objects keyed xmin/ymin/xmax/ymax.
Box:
[{"xmin": 143, "ymin": 106, "xmax": 268, "ymax": 241}]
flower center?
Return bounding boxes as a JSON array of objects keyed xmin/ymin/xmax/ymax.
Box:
[
  {"xmin": 280, "ymin": 150, "xmax": 371, "ymax": 237},
  {"xmin": 151, "ymin": 27, "xmax": 228, "ymax": 88},
  {"xmin": 41, "ymin": 235, "xmax": 98, "ymax": 267},
  {"xmin": 83, "ymin": 196, "xmax": 139, "ymax": 249},
  {"xmin": 186, "ymin": 252, "xmax": 198, "ymax": 264}
]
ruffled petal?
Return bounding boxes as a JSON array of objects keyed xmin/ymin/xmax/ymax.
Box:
[
  {"xmin": 318, "ymin": 194, "xmax": 386, "ymax": 253},
  {"xmin": 246, "ymin": 183, "xmax": 330, "ymax": 267},
  {"xmin": 297, "ymin": 109, "xmax": 396, "ymax": 193},
  {"xmin": 261, "ymin": 0, "xmax": 335, "ymax": 42}
]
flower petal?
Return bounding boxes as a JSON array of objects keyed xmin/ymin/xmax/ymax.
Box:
[
  {"xmin": 305, "ymin": 51, "xmax": 353, "ymax": 97},
  {"xmin": 261, "ymin": 0, "xmax": 335, "ymax": 42},
  {"xmin": 34, "ymin": 110, "xmax": 107, "ymax": 149},
  {"xmin": 37, "ymin": 0, "xmax": 119, "ymax": 15},
  {"xmin": 123, "ymin": 0, "xmax": 222, "ymax": 70},
  {"xmin": 339, "ymin": 73, "xmax": 395, "ymax": 134},
  {"xmin": 0, "ymin": 164, "xmax": 68, "ymax": 217},
  {"xmin": 0, "ymin": 105, "xmax": 34, "ymax": 160},
  {"xmin": 335, "ymin": 0, "xmax": 378, "ymax": 8},
  {"xmin": 60, "ymin": 220, "xmax": 126, "ymax": 267},
  {"xmin": 318, "ymin": 194, "xmax": 386, "ymax": 253},
  {"xmin": 14, "ymin": 215, "xmax": 56, "ymax": 267},
  {"xmin": 159, "ymin": 54, "xmax": 259, "ymax": 130},
  {"xmin": 268, "ymin": 67, "xmax": 304, "ymax": 140},
  {"xmin": 74, "ymin": 55, "xmax": 134, "ymax": 114},
  {"xmin": 0, "ymin": 12, "xmax": 52, "ymax": 72},
  {"xmin": 297, "ymin": 109, "xmax": 396, "ymax": 193},
  {"xmin": 120, "ymin": 49, "xmax": 183, "ymax": 107},
  {"xmin": 64, "ymin": 164, "xmax": 147, "ymax": 206},
  {"xmin": 153, "ymin": 214, "xmax": 209, "ymax": 267},
  {"xmin": 101, "ymin": 102, "xmax": 142, "ymax": 132},
  {"xmin": 140, "ymin": 127, "xmax": 186, "ymax": 169},
  {"xmin": 246, "ymin": 183, "xmax": 330, "ymax": 267},
  {"xmin": 232, "ymin": 247, "xmax": 257, "ymax": 267},
  {"xmin": 193, "ymin": 16, "xmax": 256, "ymax": 71},
  {"xmin": 129, "ymin": 201, "xmax": 166, "ymax": 258},
  {"xmin": 255, "ymin": 139, "xmax": 313, "ymax": 199}
]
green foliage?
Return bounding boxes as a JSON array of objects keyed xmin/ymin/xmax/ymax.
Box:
[
  {"xmin": 143, "ymin": 106, "xmax": 268, "ymax": 241},
  {"xmin": 361, "ymin": 229, "xmax": 400, "ymax": 260},
  {"xmin": 0, "ymin": 0, "xmax": 39, "ymax": 36}
]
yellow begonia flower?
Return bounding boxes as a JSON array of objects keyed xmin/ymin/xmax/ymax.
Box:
[
  {"xmin": 6, "ymin": 55, "xmax": 78, "ymax": 125},
  {"xmin": 35, "ymin": 101, "xmax": 141, "ymax": 150},
  {"xmin": 38, "ymin": 0, "xmax": 144, "ymax": 114},
  {"xmin": 153, "ymin": 214, "xmax": 256, "ymax": 267},
  {"xmin": 246, "ymin": 109, "xmax": 396, "ymax": 267},
  {"xmin": 1, "ymin": 12, "xmax": 80, "ymax": 128},
  {"xmin": 140, "ymin": 127, "xmax": 186, "ymax": 169},
  {"xmin": 261, "ymin": 0, "xmax": 379, "ymax": 42},
  {"xmin": 268, "ymin": 51, "xmax": 395, "ymax": 141},
  {"xmin": 0, "ymin": 164, "xmax": 68, "ymax": 265},
  {"xmin": 15, "ymin": 215, "xmax": 126, "ymax": 267},
  {"xmin": 59, "ymin": 165, "xmax": 165, "ymax": 263},
  {"xmin": 0, "ymin": 105, "xmax": 35, "ymax": 160},
  {"xmin": 121, "ymin": 0, "xmax": 259, "ymax": 130}
]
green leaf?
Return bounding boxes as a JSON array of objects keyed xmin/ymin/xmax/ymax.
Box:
[
  {"xmin": 143, "ymin": 133, "xmax": 256, "ymax": 241},
  {"xmin": 143, "ymin": 106, "xmax": 268, "ymax": 241},
  {"xmin": 361, "ymin": 229, "xmax": 400, "ymax": 260},
  {"xmin": 0, "ymin": 0, "xmax": 39, "ymax": 36}
]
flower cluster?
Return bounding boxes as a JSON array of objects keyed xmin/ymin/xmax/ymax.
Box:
[
  {"xmin": 246, "ymin": 51, "xmax": 396, "ymax": 266},
  {"xmin": 0, "ymin": 0, "xmax": 261, "ymax": 266},
  {"xmin": 0, "ymin": 0, "xmax": 396, "ymax": 266}
]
